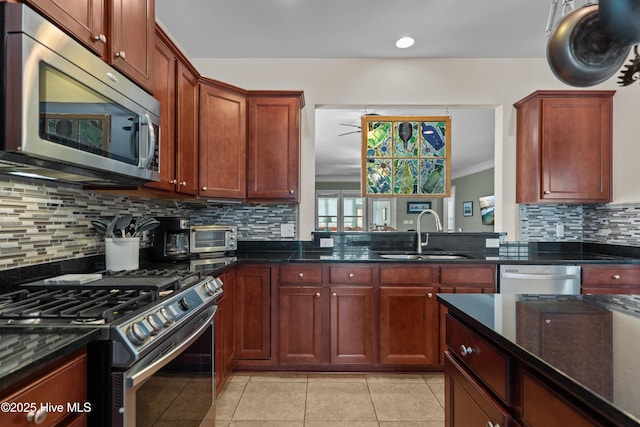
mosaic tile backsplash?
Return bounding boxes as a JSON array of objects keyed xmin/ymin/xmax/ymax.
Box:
[
  {"xmin": 0, "ymin": 178, "xmax": 297, "ymax": 271},
  {"xmin": 3, "ymin": 176, "xmax": 640, "ymax": 270}
]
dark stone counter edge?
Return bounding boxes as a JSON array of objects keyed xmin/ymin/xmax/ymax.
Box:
[
  {"xmin": 437, "ymin": 294, "xmax": 640, "ymax": 427},
  {"xmin": 0, "ymin": 328, "xmax": 101, "ymax": 393}
]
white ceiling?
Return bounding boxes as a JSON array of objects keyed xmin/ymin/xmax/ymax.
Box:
[{"xmin": 155, "ymin": 0, "xmax": 554, "ymax": 183}]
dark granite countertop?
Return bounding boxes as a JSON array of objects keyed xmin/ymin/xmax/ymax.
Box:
[
  {"xmin": 0, "ymin": 327, "xmax": 101, "ymax": 392},
  {"xmin": 438, "ymin": 293, "xmax": 640, "ymax": 427}
]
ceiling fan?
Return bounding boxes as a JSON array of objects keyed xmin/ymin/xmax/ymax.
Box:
[{"xmin": 338, "ymin": 109, "xmax": 379, "ymax": 136}]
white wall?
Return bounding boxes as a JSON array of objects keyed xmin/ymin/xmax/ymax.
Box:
[{"xmin": 192, "ymin": 57, "xmax": 640, "ymax": 241}]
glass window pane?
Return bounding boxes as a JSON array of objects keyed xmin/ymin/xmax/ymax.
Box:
[
  {"xmin": 317, "ymin": 216, "xmax": 338, "ymax": 231},
  {"xmin": 343, "ymin": 197, "xmax": 363, "ymax": 216},
  {"xmin": 318, "ymin": 197, "xmax": 338, "ymax": 216},
  {"xmin": 372, "ymin": 200, "xmax": 392, "ymax": 226}
]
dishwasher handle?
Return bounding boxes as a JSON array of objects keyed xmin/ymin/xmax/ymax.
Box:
[{"xmin": 501, "ymin": 272, "xmax": 580, "ymax": 280}]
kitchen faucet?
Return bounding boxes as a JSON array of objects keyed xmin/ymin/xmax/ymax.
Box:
[{"xmin": 416, "ymin": 209, "xmax": 443, "ymax": 254}]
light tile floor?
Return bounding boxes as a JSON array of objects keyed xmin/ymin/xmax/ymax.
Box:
[{"xmin": 206, "ymin": 372, "xmax": 445, "ymax": 427}]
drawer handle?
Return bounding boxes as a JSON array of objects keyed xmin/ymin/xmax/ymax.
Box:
[
  {"xmin": 26, "ymin": 408, "xmax": 48, "ymax": 424},
  {"xmin": 612, "ymin": 274, "xmax": 621, "ymax": 280},
  {"xmin": 298, "ymin": 273, "xmax": 304, "ymax": 279},
  {"xmin": 460, "ymin": 345, "xmax": 473, "ymax": 356}
]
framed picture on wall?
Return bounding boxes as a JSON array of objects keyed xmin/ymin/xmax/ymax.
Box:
[
  {"xmin": 407, "ymin": 201, "xmax": 431, "ymax": 214},
  {"xmin": 463, "ymin": 201, "xmax": 473, "ymax": 217}
]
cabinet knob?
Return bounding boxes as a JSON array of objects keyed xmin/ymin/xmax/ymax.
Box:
[
  {"xmin": 115, "ymin": 50, "xmax": 126, "ymax": 59},
  {"xmin": 487, "ymin": 422, "xmax": 500, "ymax": 427},
  {"xmin": 202, "ymin": 186, "xmax": 208, "ymax": 191},
  {"xmin": 543, "ymin": 190, "xmax": 551, "ymax": 194},
  {"xmin": 315, "ymin": 292, "xmax": 320, "ymax": 298},
  {"xmin": 332, "ymin": 292, "xmax": 337, "ymax": 297},
  {"xmin": 612, "ymin": 274, "xmax": 621, "ymax": 280},
  {"xmin": 26, "ymin": 408, "xmax": 48, "ymax": 424},
  {"xmin": 298, "ymin": 272, "xmax": 304, "ymax": 279},
  {"xmin": 93, "ymin": 34, "xmax": 107, "ymax": 43},
  {"xmin": 181, "ymin": 181, "xmax": 187, "ymax": 186},
  {"xmin": 348, "ymin": 273, "xmax": 354, "ymax": 279},
  {"xmin": 427, "ymin": 292, "xmax": 433, "ymax": 298},
  {"xmin": 289, "ymin": 189, "xmax": 294, "ymax": 195},
  {"xmin": 170, "ymin": 179, "xmax": 177, "ymax": 184},
  {"xmin": 460, "ymin": 345, "xmax": 473, "ymax": 356}
]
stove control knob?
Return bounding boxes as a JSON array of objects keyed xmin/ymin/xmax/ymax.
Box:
[
  {"xmin": 127, "ymin": 322, "xmax": 149, "ymax": 346},
  {"xmin": 202, "ymin": 280, "xmax": 218, "ymax": 297},
  {"xmin": 179, "ymin": 297, "xmax": 191, "ymax": 311},
  {"xmin": 157, "ymin": 308, "xmax": 173, "ymax": 326},
  {"xmin": 146, "ymin": 314, "xmax": 163, "ymax": 334}
]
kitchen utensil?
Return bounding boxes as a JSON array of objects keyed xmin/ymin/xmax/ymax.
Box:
[
  {"xmin": 105, "ymin": 215, "xmax": 119, "ymax": 239},
  {"xmin": 133, "ymin": 219, "xmax": 160, "ymax": 237},
  {"xmin": 91, "ymin": 220, "xmax": 108, "ymax": 235},
  {"xmin": 547, "ymin": 4, "xmax": 630, "ymax": 86},
  {"xmin": 114, "ymin": 214, "xmax": 132, "ymax": 238},
  {"xmin": 599, "ymin": 0, "xmax": 640, "ymax": 44},
  {"xmin": 618, "ymin": 45, "xmax": 640, "ymax": 86}
]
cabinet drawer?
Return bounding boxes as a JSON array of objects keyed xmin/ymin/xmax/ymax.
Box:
[
  {"xmin": 581, "ymin": 264, "xmax": 640, "ymax": 287},
  {"xmin": 446, "ymin": 315, "xmax": 509, "ymax": 403},
  {"xmin": 280, "ymin": 265, "xmax": 322, "ymax": 284},
  {"xmin": 521, "ymin": 370, "xmax": 601, "ymax": 427},
  {"xmin": 440, "ymin": 265, "xmax": 496, "ymax": 287},
  {"xmin": 329, "ymin": 266, "xmax": 373, "ymax": 284},
  {"xmin": 0, "ymin": 352, "xmax": 87, "ymax": 427},
  {"xmin": 380, "ymin": 266, "xmax": 435, "ymax": 284}
]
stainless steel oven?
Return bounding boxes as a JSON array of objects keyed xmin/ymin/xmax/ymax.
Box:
[{"xmin": 113, "ymin": 305, "xmax": 216, "ymax": 426}]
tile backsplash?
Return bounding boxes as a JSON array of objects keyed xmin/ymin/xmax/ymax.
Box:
[
  {"xmin": 519, "ymin": 203, "xmax": 640, "ymax": 246},
  {"xmin": 0, "ymin": 178, "xmax": 297, "ymax": 271}
]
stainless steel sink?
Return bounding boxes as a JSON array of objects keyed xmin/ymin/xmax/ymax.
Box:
[{"xmin": 377, "ymin": 252, "xmax": 470, "ymax": 260}]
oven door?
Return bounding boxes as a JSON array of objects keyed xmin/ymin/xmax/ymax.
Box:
[{"xmin": 112, "ymin": 305, "xmax": 216, "ymax": 427}]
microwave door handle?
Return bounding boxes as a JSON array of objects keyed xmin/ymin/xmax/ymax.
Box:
[{"xmin": 138, "ymin": 113, "xmax": 156, "ymax": 169}]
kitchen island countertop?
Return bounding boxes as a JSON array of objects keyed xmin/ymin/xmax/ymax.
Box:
[{"xmin": 438, "ymin": 293, "xmax": 640, "ymax": 426}]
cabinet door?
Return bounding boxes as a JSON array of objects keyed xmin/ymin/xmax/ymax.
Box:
[
  {"xmin": 175, "ymin": 61, "xmax": 199, "ymax": 196},
  {"xmin": 379, "ymin": 286, "xmax": 438, "ymax": 365},
  {"xmin": 234, "ymin": 266, "xmax": 271, "ymax": 360},
  {"xmin": 247, "ymin": 95, "xmax": 301, "ymax": 202},
  {"xmin": 223, "ymin": 271, "xmax": 236, "ymax": 374},
  {"xmin": 279, "ymin": 286, "xmax": 323, "ymax": 364},
  {"xmin": 445, "ymin": 352, "xmax": 512, "ymax": 427},
  {"xmin": 515, "ymin": 91, "xmax": 614, "ymax": 203},
  {"xmin": 214, "ymin": 291, "xmax": 227, "ymax": 396},
  {"xmin": 25, "ymin": 0, "xmax": 106, "ymax": 56},
  {"xmin": 199, "ymin": 82, "xmax": 247, "ymax": 199},
  {"xmin": 330, "ymin": 286, "xmax": 374, "ymax": 364},
  {"xmin": 109, "ymin": 0, "xmax": 155, "ymax": 92},
  {"xmin": 146, "ymin": 31, "xmax": 176, "ymax": 192}
]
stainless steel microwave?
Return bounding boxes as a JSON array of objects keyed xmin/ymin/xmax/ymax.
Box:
[
  {"xmin": 190, "ymin": 225, "xmax": 238, "ymax": 255},
  {"xmin": 0, "ymin": 3, "xmax": 160, "ymax": 186}
]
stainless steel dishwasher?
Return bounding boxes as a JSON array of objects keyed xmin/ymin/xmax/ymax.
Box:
[{"xmin": 499, "ymin": 265, "xmax": 581, "ymax": 294}]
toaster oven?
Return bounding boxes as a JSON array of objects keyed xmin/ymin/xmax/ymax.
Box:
[{"xmin": 190, "ymin": 225, "xmax": 237, "ymax": 255}]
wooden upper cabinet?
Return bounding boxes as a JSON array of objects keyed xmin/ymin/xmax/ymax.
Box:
[
  {"xmin": 25, "ymin": 0, "xmax": 155, "ymax": 92},
  {"xmin": 247, "ymin": 92, "xmax": 304, "ymax": 202},
  {"xmin": 514, "ymin": 90, "xmax": 614, "ymax": 204},
  {"xmin": 199, "ymin": 80, "xmax": 247, "ymax": 199},
  {"xmin": 175, "ymin": 60, "xmax": 199, "ymax": 196},
  {"xmin": 146, "ymin": 29, "xmax": 176, "ymax": 193},
  {"xmin": 109, "ymin": 0, "xmax": 155, "ymax": 92},
  {"xmin": 24, "ymin": 0, "xmax": 106, "ymax": 56}
]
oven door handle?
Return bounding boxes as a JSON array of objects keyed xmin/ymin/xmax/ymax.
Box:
[{"xmin": 126, "ymin": 308, "xmax": 215, "ymax": 388}]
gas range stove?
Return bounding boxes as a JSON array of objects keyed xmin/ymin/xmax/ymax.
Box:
[{"xmin": 0, "ymin": 267, "xmax": 223, "ymax": 366}]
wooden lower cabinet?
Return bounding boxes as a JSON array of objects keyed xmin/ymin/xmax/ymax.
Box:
[
  {"xmin": 438, "ymin": 264, "xmax": 496, "ymax": 364},
  {"xmin": 279, "ymin": 286, "xmax": 323, "ymax": 364},
  {"xmin": 581, "ymin": 264, "xmax": 640, "ymax": 294},
  {"xmin": 445, "ymin": 352, "xmax": 514, "ymax": 427},
  {"xmin": 379, "ymin": 286, "xmax": 438, "ymax": 365},
  {"xmin": 234, "ymin": 265, "xmax": 271, "ymax": 361},
  {"xmin": 215, "ymin": 271, "xmax": 236, "ymax": 395},
  {"xmin": 0, "ymin": 350, "xmax": 87, "ymax": 427},
  {"xmin": 330, "ymin": 286, "xmax": 374, "ymax": 364}
]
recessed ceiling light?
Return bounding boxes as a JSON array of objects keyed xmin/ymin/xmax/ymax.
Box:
[{"xmin": 395, "ymin": 36, "xmax": 415, "ymax": 49}]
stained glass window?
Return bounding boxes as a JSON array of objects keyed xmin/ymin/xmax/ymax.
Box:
[{"xmin": 362, "ymin": 116, "xmax": 450, "ymax": 197}]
